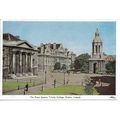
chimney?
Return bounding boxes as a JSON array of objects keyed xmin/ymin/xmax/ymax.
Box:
[
  {"xmin": 53, "ymin": 43, "xmax": 56, "ymax": 49},
  {"xmin": 15, "ymin": 35, "xmax": 20, "ymax": 39}
]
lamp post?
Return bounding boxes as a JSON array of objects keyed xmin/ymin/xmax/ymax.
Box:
[
  {"xmin": 64, "ymin": 71, "xmax": 65, "ymax": 85},
  {"xmin": 54, "ymin": 79, "xmax": 56, "ymax": 88},
  {"xmin": 45, "ymin": 70, "xmax": 47, "ymax": 84}
]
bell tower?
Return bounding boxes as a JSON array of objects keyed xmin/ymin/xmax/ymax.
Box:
[
  {"xmin": 89, "ymin": 29, "xmax": 105, "ymax": 74},
  {"xmin": 92, "ymin": 28, "xmax": 103, "ymax": 58}
]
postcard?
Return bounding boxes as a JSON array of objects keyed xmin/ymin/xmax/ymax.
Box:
[{"xmin": 0, "ymin": 20, "xmax": 116, "ymax": 100}]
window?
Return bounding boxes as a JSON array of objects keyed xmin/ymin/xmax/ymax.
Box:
[
  {"xmin": 99, "ymin": 45, "xmax": 100, "ymax": 53},
  {"xmin": 96, "ymin": 45, "xmax": 97, "ymax": 53}
]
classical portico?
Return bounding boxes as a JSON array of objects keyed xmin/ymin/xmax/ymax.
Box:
[
  {"xmin": 12, "ymin": 49, "xmax": 34, "ymax": 76},
  {"xmin": 3, "ymin": 33, "xmax": 38, "ymax": 78}
]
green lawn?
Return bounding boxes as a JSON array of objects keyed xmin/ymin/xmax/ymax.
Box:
[
  {"xmin": 3, "ymin": 81, "xmax": 33, "ymax": 92},
  {"xmin": 40, "ymin": 85, "xmax": 99, "ymax": 95}
]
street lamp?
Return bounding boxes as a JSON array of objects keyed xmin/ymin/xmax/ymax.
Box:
[
  {"xmin": 45, "ymin": 70, "xmax": 47, "ymax": 84},
  {"xmin": 64, "ymin": 71, "xmax": 65, "ymax": 85}
]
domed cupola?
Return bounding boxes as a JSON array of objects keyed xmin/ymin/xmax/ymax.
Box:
[{"xmin": 93, "ymin": 28, "xmax": 102, "ymax": 42}]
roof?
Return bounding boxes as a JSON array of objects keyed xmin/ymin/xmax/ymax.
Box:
[
  {"xmin": 3, "ymin": 33, "xmax": 21, "ymax": 41},
  {"xmin": 3, "ymin": 33, "xmax": 35, "ymax": 50},
  {"xmin": 93, "ymin": 29, "xmax": 102, "ymax": 42},
  {"xmin": 3, "ymin": 40, "xmax": 24, "ymax": 46},
  {"xmin": 3, "ymin": 40, "xmax": 34, "ymax": 49}
]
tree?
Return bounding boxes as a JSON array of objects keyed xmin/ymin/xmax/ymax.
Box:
[
  {"xmin": 74, "ymin": 59, "xmax": 81, "ymax": 70},
  {"xmin": 74, "ymin": 53, "xmax": 90, "ymax": 73},
  {"xmin": 54, "ymin": 62, "xmax": 61, "ymax": 70},
  {"xmin": 106, "ymin": 60, "xmax": 116, "ymax": 74},
  {"xmin": 70, "ymin": 63, "xmax": 74, "ymax": 69},
  {"xmin": 61, "ymin": 64, "xmax": 66, "ymax": 70}
]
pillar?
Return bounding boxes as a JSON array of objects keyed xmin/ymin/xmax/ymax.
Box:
[
  {"xmin": 25, "ymin": 53, "xmax": 28, "ymax": 73},
  {"xmin": 98, "ymin": 61, "xmax": 100, "ymax": 72},
  {"xmin": 102, "ymin": 61, "xmax": 105, "ymax": 73},
  {"xmin": 89, "ymin": 61, "xmax": 93, "ymax": 73},
  {"xmin": 30, "ymin": 53, "xmax": 32, "ymax": 73},
  {"xmin": 27, "ymin": 53, "xmax": 31, "ymax": 72},
  {"xmin": 13, "ymin": 52, "xmax": 16, "ymax": 74},
  {"xmin": 99, "ymin": 61, "xmax": 101, "ymax": 72},
  {"xmin": 19, "ymin": 52, "xmax": 22, "ymax": 74},
  {"xmin": 22, "ymin": 52, "xmax": 26, "ymax": 73},
  {"xmin": 15, "ymin": 52, "xmax": 20, "ymax": 74}
]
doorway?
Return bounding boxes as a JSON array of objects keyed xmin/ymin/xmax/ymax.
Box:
[{"xmin": 93, "ymin": 63, "xmax": 97, "ymax": 73}]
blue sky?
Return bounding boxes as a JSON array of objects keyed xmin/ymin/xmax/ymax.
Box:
[{"xmin": 3, "ymin": 21, "xmax": 116, "ymax": 55}]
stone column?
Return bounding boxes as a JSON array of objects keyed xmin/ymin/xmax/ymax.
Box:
[
  {"xmin": 89, "ymin": 61, "xmax": 92, "ymax": 73},
  {"xmin": 100, "ymin": 61, "xmax": 102, "ymax": 72},
  {"xmin": 22, "ymin": 53, "xmax": 24, "ymax": 73},
  {"xmin": 12, "ymin": 52, "xmax": 16, "ymax": 74},
  {"xmin": 15, "ymin": 52, "xmax": 19, "ymax": 75},
  {"xmin": 19, "ymin": 52, "xmax": 22, "ymax": 75},
  {"xmin": 101, "ymin": 61, "xmax": 103, "ymax": 72},
  {"xmin": 99, "ymin": 62, "xmax": 101, "ymax": 72},
  {"xmin": 101, "ymin": 61, "xmax": 105, "ymax": 73},
  {"xmin": 25, "ymin": 53, "xmax": 28, "ymax": 73},
  {"xmin": 103, "ymin": 61, "xmax": 105, "ymax": 73},
  {"xmin": 27, "ymin": 53, "xmax": 31, "ymax": 72},
  {"xmin": 98, "ymin": 61, "xmax": 100, "ymax": 72},
  {"xmin": 30, "ymin": 53, "xmax": 32, "ymax": 72},
  {"xmin": 23, "ymin": 53, "xmax": 26, "ymax": 73}
]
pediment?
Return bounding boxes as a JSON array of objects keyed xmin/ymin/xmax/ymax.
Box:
[{"xmin": 17, "ymin": 42, "xmax": 33, "ymax": 49}]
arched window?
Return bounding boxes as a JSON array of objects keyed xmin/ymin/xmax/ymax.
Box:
[
  {"xmin": 96, "ymin": 45, "xmax": 97, "ymax": 53},
  {"xmin": 99, "ymin": 45, "xmax": 100, "ymax": 53}
]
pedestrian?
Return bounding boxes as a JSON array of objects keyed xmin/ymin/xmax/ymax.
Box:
[
  {"xmin": 24, "ymin": 88, "xmax": 26, "ymax": 95},
  {"xmin": 54, "ymin": 79, "xmax": 56, "ymax": 84},
  {"xmin": 25, "ymin": 83, "xmax": 29, "ymax": 91},
  {"xmin": 54, "ymin": 79, "xmax": 56, "ymax": 88}
]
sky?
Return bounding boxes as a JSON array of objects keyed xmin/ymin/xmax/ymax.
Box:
[{"xmin": 3, "ymin": 21, "xmax": 116, "ymax": 56}]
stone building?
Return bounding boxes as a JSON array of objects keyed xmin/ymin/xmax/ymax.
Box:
[
  {"xmin": 37, "ymin": 43, "xmax": 76, "ymax": 71},
  {"xmin": 3, "ymin": 33, "xmax": 38, "ymax": 78},
  {"xmin": 104, "ymin": 55, "xmax": 116, "ymax": 63},
  {"xmin": 89, "ymin": 29, "xmax": 105, "ymax": 73},
  {"xmin": 3, "ymin": 33, "xmax": 76, "ymax": 78}
]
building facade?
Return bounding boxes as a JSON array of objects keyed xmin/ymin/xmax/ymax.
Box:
[
  {"xmin": 104, "ymin": 55, "xmax": 116, "ymax": 63},
  {"xmin": 3, "ymin": 33, "xmax": 38, "ymax": 78},
  {"xmin": 89, "ymin": 29, "xmax": 106, "ymax": 74},
  {"xmin": 37, "ymin": 43, "xmax": 76, "ymax": 71},
  {"xmin": 3, "ymin": 33, "xmax": 76, "ymax": 78}
]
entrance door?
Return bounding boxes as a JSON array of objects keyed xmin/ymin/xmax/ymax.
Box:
[{"xmin": 93, "ymin": 63, "xmax": 97, "ymax": 73}]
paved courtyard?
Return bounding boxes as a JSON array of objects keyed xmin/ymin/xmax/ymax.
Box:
[{"xmin": 3, "ymin": 71, "xmax": 115, "ymax": 95}]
